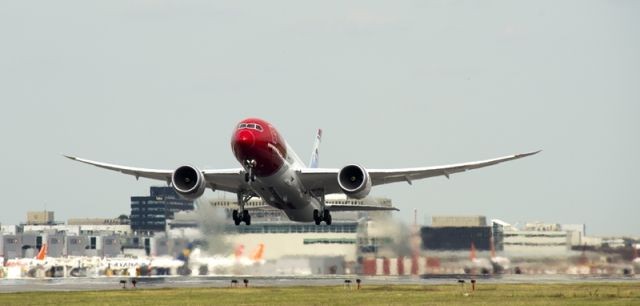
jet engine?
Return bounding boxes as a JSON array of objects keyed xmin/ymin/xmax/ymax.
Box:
[
  {"xmin": 172, "ymin": 165, "xmax": 206, "ymax": 200},
  {"xmin": 337, "ymin": 164, "xmax": 372, "ymax": 199}
]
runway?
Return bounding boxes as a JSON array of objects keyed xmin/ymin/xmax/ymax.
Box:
[{"xmin": 1, "ymin": 274, "xmax": 637, "ymax": 293}]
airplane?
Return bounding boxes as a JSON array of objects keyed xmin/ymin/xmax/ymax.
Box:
[
  {"xmin": 99, "ymin": 256, "xmax": 151, "ymax": 276},
  {"xmin": 5, "ymin": 244, "xmax": 55, "ymax": 277},
  {"xmin": 5, "ymin": 243, "xmax": 47, "ymax": 267},
  {"xmin": 464, "ymin": 242, "xmax": 492, "ymax": 275},
  {"xmin": 187, "ymin": 244, "xmax": 266, "ymax": 275},
  {"xmin": 489, "ymin": 237, "xmax": 511, "ymax": 274},
  {"xmin": 65, "ymin": 118, "xmax": 539, "ymax": 226}
]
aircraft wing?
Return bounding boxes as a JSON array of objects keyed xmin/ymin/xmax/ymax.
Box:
[
  {"xmin": 298, "ymin": 150, "xmax": 540, "ymax": 195},
  {"xmin": 202, "ymin": 169, "xmax": 247, "ymax": 193},
  {"xmin": 325, "ymin": 204, "xmax": 399, "ymax": 211},
  {"xmin": 64, "ymin": 155, "xmax": 245, "ymax": 193}
]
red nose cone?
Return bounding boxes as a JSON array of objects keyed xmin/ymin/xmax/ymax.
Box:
[
  {"xmin": 233, "ymin": 130, "xmax": 256, "ymax": 162},
  {"xmin": 236, "ymin": 130, "xmax": 255, "ymax": 148}
]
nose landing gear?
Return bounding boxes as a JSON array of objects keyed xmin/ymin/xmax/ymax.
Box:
[{"xmin": 243, "ymin": 160, "xmax": 256, "ymax": 182}]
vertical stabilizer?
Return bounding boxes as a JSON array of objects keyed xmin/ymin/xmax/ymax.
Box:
[
  {"xmin": 308, "ymin": 129, "xmax": 322, "ymax": 168},
  {"xmin": 235, "ymin": 244, "xmax": 245, "ymax": 259},
  {"xmin": 36, "ymin": 243, "xmax": 47, "ymax": 260},
  {"xmin": 177, "ymin": 243, "xmax": 194, "ymax": 262},
  {"xmin": 470, "ymin": 242, "xmax": 476, "ymax": 261},
  {"xmin": 250, "ymin": 243, "xmax": 265, "ymax": 261}
]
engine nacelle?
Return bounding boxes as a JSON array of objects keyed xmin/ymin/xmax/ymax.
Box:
[
  {"xmin": 337, "ymin": 164, "xmax": 372, "ymax": 199},
  {"xmin": 171, "ymin": 165, "xmax": 206, "ymax": 200}
]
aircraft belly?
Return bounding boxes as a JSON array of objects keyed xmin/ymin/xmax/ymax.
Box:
[{"xmin": 253, "ymin": 164, "xmax": 315, "ymax": 222}]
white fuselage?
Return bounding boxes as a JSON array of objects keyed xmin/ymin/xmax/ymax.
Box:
[{"xmin": 244, "ymin": 143, "xmax": 318, "ymax": 222}]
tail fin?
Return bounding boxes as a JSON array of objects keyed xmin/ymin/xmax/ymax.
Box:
[
  {"xmin": 235, "ymin": 244, "xmax": 245, "ymax": 259},
  {"xmin": 250, "ymin": 243, "xmax": 265, "ymax": 261},
  {"xmin": 308, "ymin": 129, "xmax": 322, "ymax": 168},
  {"xmin": 177, "ymin": 243, "xmax": 194, "ymax": 262},
  {"xmin": 36, "ymin": 243, "xmax": 47, "ymax": 260},
  {"xmin": 469, "ymin": 242, "xmax": 476, "ymax": 261}
]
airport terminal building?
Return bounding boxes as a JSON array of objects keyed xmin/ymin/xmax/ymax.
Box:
[
  {"xmin": 1, "ymin": 191, "xmax": 395, "ymax": 269},
  {"xmin": 168, "ymin": 195, "xmax": 396, "ymax": 263},
  {"xmin": 130, "ymin": 187, "xmax": 194, "ymax": 233},
  {"xmin": 2, "ymin": 186, "xmax": 636, "ymax": 278},
  {"xmin": 420, "ymin": 216, "xmax": 492, "ymax": 251}
]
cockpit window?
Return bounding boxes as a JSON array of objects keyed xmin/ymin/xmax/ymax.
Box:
[{"xmin": 237, "ymin": 123, "xmax": 263, "ymax": 132}]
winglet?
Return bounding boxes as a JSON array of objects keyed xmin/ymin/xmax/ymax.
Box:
[
  {"xmin": 63, "ymin": 154, "xmax": 77, "ymax": 161},
  {"xmin": 514, "ymin": 150, "xmax": 542, "ymax": 159}
]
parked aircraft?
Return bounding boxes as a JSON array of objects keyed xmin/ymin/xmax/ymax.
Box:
[
  {"xmin": 5, "ymin": 244, "xmax": 49, "ymax": 268},
  {"xmin": 490, "ymin": 237, "xmax": 511, "ymax": 273},
  {"xmin": 4, "ymin": 244, "xmax": 59, "ymax": 277},
  {"xmin": 66, "ymin": 118, "xmax": 539, "ymax": 225},
  {"xmin": 188, "ymin": 244, "xmax": 266, "ymax": 275},
  {"xmin": 465, "ymin": 242, "xmax": 492, "ymax": 275}
]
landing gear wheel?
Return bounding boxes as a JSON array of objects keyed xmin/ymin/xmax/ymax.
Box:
[
  {"xmin": 242, "ymin": 210, "xmax": 251, "ymax": 225},
  {"xmin": 313, "ymin": 209, "xmax": 332, "ymax": 225},
  {"xmin": 323, "ymin": 209, "xmax": 332, "ymax": 225},
  {"xmin": 232, "ymin": 210, "xmax": 241, "ymax": 226},
  {"xmin": 235, "ymin": 191, "xmax": 254, "ymax": 226},
  {"xmin": 313, "ymin": 209, "xmax": 321, "ymax": 225}
]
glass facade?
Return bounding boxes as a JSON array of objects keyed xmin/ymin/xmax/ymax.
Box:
[
  {"xmin": 130, "ymin": 187, "xmax": 194, "ymax": 232},
  {"xmin": 420, "ymin": 226, "xmax": 492, "ymax": 251}
]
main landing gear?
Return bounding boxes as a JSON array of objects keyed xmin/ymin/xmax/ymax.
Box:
[
  {"xmin": 310, "ymin": 189, "xmax": 331, "ymax": 225},
  {"xmin": 232, "ymin": 209, "xmax": 251, "ymax": 226},
  {"xmin": 238, "ymin": 160, "xmax": 256, "ymax": 224},
  {"xmin": 233, "ymin": 192, "xmax": 253, "ymax": 225},
  {"xmin": 313, "ymin": 209, "xmax": 332, "ymax": 225}
]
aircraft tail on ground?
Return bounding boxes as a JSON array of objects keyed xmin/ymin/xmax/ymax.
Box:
[
  {"xmin": 470, "ymin": 242, "xmax": 477, "ymax": 261},
  {"xmin": 177, "ymin": 243, "xmax": 195, "ymax": 262},
  {"xmin": 36, "ymin": 244, "xmax": 47, "ymax": 260},
  {"xmin": 250, "ymin": 243, "xmax": 265, "ymax": 261},
  {"xmin": 308, "ymin": 129, "xmax": 322, "ymax": 168},
  {"xmin": 235, "ymin": 244, "xmax": 245, "ymax": 259}
]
